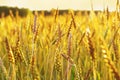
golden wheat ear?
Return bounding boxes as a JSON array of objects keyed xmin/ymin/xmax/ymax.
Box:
[
  {"xmin": 5, "ymin": 37, "xmax": 16, "ymax": 80},
  {"xmin": 5, "ymin": 37, "xmax": 15, "ymax": 64},
  {"xmin": 102, "ymin": 45, "xmax": 120, "ymax": 80},
  {"xmin": 86, "ymin": 27, "xmax": 95, "ymax": 61},
  {"xmin": 30, "ymin": 54, "xmax": 40, "ymax": 80},
  {"xmin": 103, "ymin": 54, "xmax": 120, "ymax": 80}
]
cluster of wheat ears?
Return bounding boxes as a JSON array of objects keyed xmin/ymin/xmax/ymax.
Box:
[{"xmin": 0, "ymin": 2, "xmax": 120, "ymax": 80}]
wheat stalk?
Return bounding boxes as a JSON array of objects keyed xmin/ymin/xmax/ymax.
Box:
[{"xmin": 0, "ymin": 57, "xmax": 8, "ymax": 79}]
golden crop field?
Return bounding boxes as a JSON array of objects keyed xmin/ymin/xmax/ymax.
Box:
[{"xmin": 0, "ymin": 9, "xmax": 120, "ymax": 80}]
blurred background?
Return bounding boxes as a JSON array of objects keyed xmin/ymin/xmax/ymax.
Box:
[
  {"xmin": 0, "ymin": 0, "xmax": 118, "ymax": 17},
  {"xmin": 0, "ymin": 0, "xmax": 116, "ymax": 11}
]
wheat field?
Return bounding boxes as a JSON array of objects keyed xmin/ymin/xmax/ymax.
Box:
[{"xmin": 0, "ymin": 8, "xmax": 120, "ymax": 80}]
